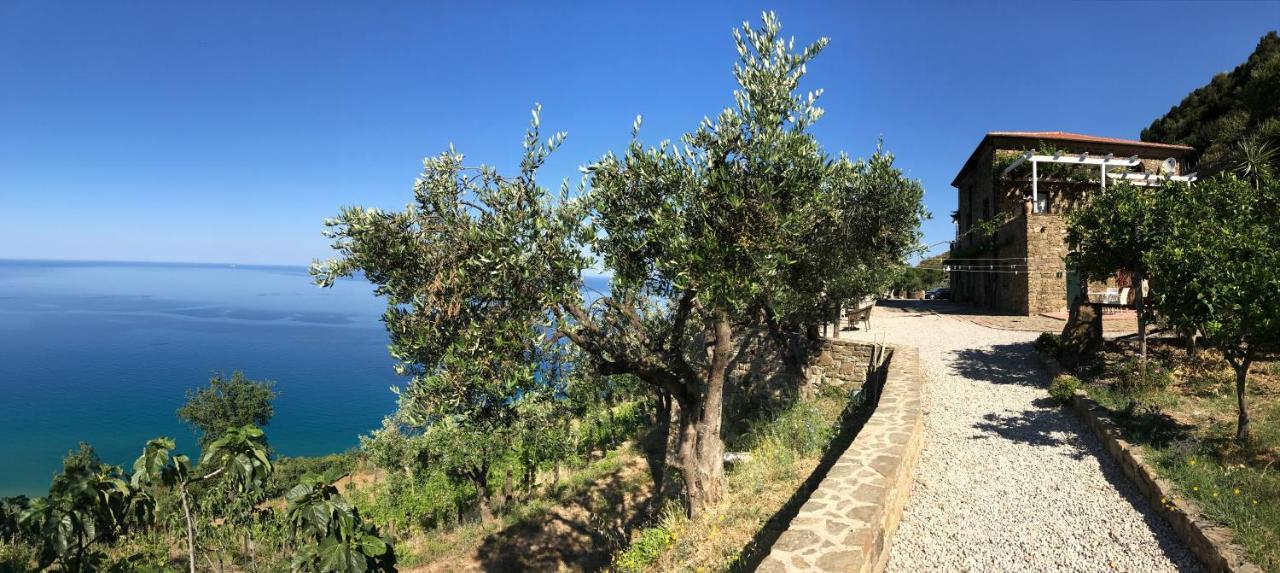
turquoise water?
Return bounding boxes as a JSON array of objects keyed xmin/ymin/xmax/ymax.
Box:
[{"xmin": 0, "ymin": 260, "xmax": 401, "ymax": 497}]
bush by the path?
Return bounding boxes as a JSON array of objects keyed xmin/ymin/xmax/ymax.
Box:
[{"xmin": 1048, "ymin": 374, "xmax": 1081, "ymax": 404}]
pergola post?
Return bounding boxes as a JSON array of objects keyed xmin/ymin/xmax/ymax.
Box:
[{"xmin": 1031, "ymin": 160, "xmax": 1039, "ymax": 213}]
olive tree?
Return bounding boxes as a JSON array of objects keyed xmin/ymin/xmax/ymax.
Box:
[
  {"xmin": 1147, "ymin": 174, "xmax": 1280, "ymax": 442},
  {"xmin": 757, "ymin": 144, "xmax": 924, "ymax": 370},
  {"xmin": 314, "ymin": 14, "xmax": 923, "ymax": 517}
]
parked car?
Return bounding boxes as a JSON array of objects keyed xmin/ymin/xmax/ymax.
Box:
[{"xmin": 925, "ymin": 287, "xmax": 952, "ymax": 300}]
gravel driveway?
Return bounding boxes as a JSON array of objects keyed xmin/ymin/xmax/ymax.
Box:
[{"xmin": 841, "ymin": 302, "xmax": 1202, "ymax": 573}]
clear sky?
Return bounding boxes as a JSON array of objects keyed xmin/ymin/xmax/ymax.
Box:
[{"xmin": 2, "ymin": 1, "xmax": 1277, "ymax": 266}]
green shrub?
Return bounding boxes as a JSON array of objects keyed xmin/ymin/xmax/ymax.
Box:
[
  {"xmin": 612, "ymin": 524, "xmax": 675, "ymax": 572},
  {"xmin": 756, "ymin": 399, "xmax": 838, "ymax": 457},
  {"xmin": 1049, "ymin": 374, "xmax": 1082, "ymax": 404},
  {"xmin": 1033, "ymin": 333, "xmax": 1062, "ymax": 358},
  {"xmin": 0, "ymin": 542, "xmax": 38, "ymax": 573},
  {"xmin": 268, "ymin": 452, "xmax": 357, "ymax": 496},
  {"xmin": 1112, "ymin": 358, "xmax": 1173, "ymax": 394}
]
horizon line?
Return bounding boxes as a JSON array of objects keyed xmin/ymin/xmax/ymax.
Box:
[{"xmin": 0, "ymin": 257, "xmax": 617, "ymax": 281}]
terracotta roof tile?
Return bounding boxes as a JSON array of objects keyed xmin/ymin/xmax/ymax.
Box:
[
  {"xmin": 951, "ymin": 131, "xmax": 1195, "ymax": 186},
  {"xmin": 985, "ymin": 131, "xmax": 1193, "ymax": 151}
]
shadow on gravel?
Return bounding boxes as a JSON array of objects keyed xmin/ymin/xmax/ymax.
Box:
[
  {"xmin": 970, "ymin": 402, "xmax": 1091, "ymax": 460},
  {"xmin": 948, "ymin": 342, "xmax": 1044, "ymax": 388},
  {"xmin": 952, "ymin": 341, "xmax": 1204, "ymax": 571}
]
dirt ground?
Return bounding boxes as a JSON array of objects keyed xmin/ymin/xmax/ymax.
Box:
[{"xmin": 402, "ymin": 452, "xmax": 655, "ymax": 573}]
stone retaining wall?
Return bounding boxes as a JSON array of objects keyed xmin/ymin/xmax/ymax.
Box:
[
  {"xmin": 730, "ymin": 335, "xmax": 881, "ymax": 409},
  {"xmin": 759, "ymin": 346, "xmax": 924, "ymax": 573},
  {"xmin": 809, "ymin": 339, "xmax": 877, "ymax": 389}
]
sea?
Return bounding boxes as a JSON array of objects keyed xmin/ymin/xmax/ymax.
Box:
[{"xmin": 0, "ymin": 259, "xmax": 403, "ymax": 497}]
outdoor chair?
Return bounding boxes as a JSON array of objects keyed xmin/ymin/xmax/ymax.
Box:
[{"xmin": 846, "ymin": 305, "xmax": 873, "ymax": 331}]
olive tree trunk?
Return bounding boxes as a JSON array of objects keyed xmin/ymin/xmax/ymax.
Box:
[
  {"xmin": 470, "ymin": 470, "xmax": 494, "ymax": 523},
  {"xmin": 675, "ymin": 313, "xmax": 731, "ymax": 517},
  {"xmin": 642, "ymin": 390, "xmax": 673, "ymax": 502}
]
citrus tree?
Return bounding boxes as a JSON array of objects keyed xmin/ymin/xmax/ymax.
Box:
[
  {"xmin": 1066, "ymin": 180, "xmax": 1163, "ymax": 360},
  {"xmin": 1147, "ymin": 174, "xmax": 1280, "ymax": 442}
]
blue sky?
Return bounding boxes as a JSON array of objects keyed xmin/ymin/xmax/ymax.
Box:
[{"xmin": 2, "ymin": 1, "xmax": 1276, "ymax": 266}]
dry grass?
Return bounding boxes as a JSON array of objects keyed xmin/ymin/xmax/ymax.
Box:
[{"xmin": 613, "ymin": 387, "xmax": 855, "ymax": 572}]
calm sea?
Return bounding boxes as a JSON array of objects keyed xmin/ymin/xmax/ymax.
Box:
[{"xmin": 0, "ymin": 260, "xmax": 402, "ymax": 497}]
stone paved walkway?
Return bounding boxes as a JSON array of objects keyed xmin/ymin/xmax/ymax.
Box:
[{"xmin": 840, "ymin": 302, "xmax": 1202, "ymax": 573}]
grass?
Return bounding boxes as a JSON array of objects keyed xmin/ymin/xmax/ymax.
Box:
[
  {"xmin": 612, "ymin": 384, "xmax": 858, "ymax": 572},
  {"xmin": 1072, "ymin": 341, "xmax": 1280, "ymax": 570},
  {"xmin": 378, "ymin": 446, "xmax": 651, "ymax": 571}
]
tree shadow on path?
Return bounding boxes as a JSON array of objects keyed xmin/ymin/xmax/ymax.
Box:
[
  {"xmin": 949, "ymin": 341, "xmax": 1045, "ymax": 389},
  {"xmin": 947, "ymin": 341, "xmax": 1205, "ymax": 571}
]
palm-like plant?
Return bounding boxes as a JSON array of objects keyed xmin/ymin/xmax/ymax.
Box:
[
  {"xmin": 1235, "ymin": 137, "xmax": 1276, "ymax": 189},
  {"xmin": 131, "ymin": 437, "xmax": 200, "ymax": 573},
  {"xmin": 199, "ymin": 425, "xmax": 273, "ymax": 573},
  {"xmin": 0, "ymin": 496, "xmax": 27, "ymax": 544},
  {"xmin": 285, "ymin": 478, "xmax": 395, "ymax": 573}
]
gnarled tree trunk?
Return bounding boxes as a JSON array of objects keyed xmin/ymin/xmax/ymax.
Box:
[
  {"xmin": 675, "ymin": 313, "xmax": 731, "ymax": 517},
  {"xmin": 763, "ymin": 306, "xmax": 807, "ymax": 384},
  {"xmin": 469, "ymin": 469, "xmax": 494, "ymax": 523},
  {"xmin": 642, "ymin": 390, "xmax": 673, "ymax": 503}
]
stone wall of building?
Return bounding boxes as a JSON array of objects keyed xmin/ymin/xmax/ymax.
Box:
[
  {"xmin": 758, "ymin": 346, "xmax": 925, "ymax": 573},
  {"xmin": 950, "ymin": 139, "xmax": 1191, "ymax": 317},
  {"xmin": 1025, "ymin": 209, "xmax": 1072, "ymax": 315}
]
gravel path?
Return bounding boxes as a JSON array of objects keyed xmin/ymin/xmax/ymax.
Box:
[{"xmin": 843, "ymin": 303, "xmax": 1202, "ymax": 573}]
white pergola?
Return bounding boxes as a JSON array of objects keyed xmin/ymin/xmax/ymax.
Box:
[{"xmin": 1001, "ymin": 151, "xmax": 1197, "ymax": 212}]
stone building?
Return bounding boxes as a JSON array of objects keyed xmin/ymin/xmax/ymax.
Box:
[{"xmin": 947, "ymin": 132, "xmax": 1194, "ymax": 315}]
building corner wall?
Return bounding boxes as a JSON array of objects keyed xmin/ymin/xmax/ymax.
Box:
[{"xmin": 1025, "ymin": 211, "xmax": 1070, "ymax": 315}]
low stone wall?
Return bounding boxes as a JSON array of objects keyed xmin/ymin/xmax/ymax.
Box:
[
  {"xmin": 1038, "ymin": 353, "xmax": 1263, "ymax": 573},
  {"xmin": 1070, "ymin": 392, "xmax": 1262, "ymax": 573},
  {"xmin": 809, "ymin": 338, "xmax": 877, "ymax": 389},
  {"xmin": 729, "ymin": 334, "xmax": 879, "ymax": 410},
  {"xmin": 759, "ymin": 346, "xmax": 924, "ymax": 573}
]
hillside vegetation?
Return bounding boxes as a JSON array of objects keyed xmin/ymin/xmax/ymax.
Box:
[{"xmin": 1142, "ymin": 31, "xmax": 1280, "ymax": 172}]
